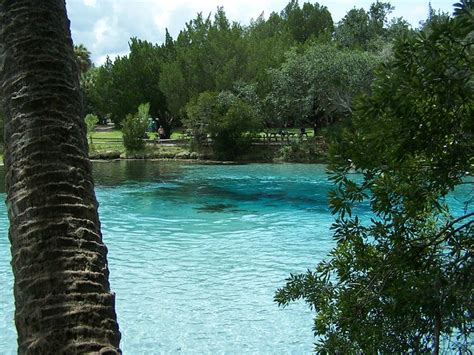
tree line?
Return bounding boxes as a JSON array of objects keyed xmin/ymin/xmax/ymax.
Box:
[{"xmin": 80, "ymin": 1, "xmax": 416, "ymax": 141}]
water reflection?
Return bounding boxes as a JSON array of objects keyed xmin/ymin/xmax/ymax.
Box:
[{"xmin": 92, "ymin": 160, "xmax": 187, "ymax": 187}]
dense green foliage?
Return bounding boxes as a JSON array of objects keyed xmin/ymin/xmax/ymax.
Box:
[
  {"xmin": 122, "ymin": 103, "xmax": 150, "ymax": 152},
  {"xmin": 276, "ymin": 138, "xmax": 326, "ymax": 162},
  {"xmin": 334, "ymin": 1, "xmax": 412, "ymax": 51},
  {"xmin": 80, "ymin": 0, "xmax": 415, "ymax": 158},
  {"xmin": 83, "ymin": 39, "xmax": 168, "ymax": 130},
  {"xmin": 281, "ymin": 0, "xmax": 333, "ymax": 43},
  {"xmin": 160, "ymin": 9, "xmax": 247, "ymax": 120},
  {"xmin": 185, "ymin": 91, "xmax": 261, "ymax": 159},
  {"xmin": 275, "ymin": 1, "xmax": 473, "ymax": 353},
  {"xmin": 267, "ymin": 44, "xmax": 379, "ymax": 128},
  {"xmin": 74, "ymin": 44, "xmax": 92, "ymax": 75}
]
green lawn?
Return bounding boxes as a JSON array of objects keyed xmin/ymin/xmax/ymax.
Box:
[
  {"xmin": 92, "ymin": 128, "xmax": 185, "ymax": 140},
  {"xmin": 91, "ymin": 129, "xmax": 123, "ymax": 139},
  {"xmin": 89, "ymin": 128, "xmax": 190, "ymax": 157}
]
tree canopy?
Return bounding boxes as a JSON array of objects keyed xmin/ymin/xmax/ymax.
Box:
[
  {"xmin": 74, "ymin": 43, "xmax": 92, "ymax": 74},
  {"xmin": 81, "ymin": 0, "xmax": 414, "ymax": 144},
  {"xmin": 266, "ymin": 44, "xmax": 379, "ymax": 128}
]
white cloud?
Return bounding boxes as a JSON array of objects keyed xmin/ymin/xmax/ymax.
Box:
[
  {"xmin": 93, "ymin": 18, "xmax": 109, "ymax": 44},
  {"xmin": 150, "ymin": 2, "xmax": 177, "ymax": 33},
  {"xmin": 83, "ymin": 0, "xmax": 97, "ymax": 8}
]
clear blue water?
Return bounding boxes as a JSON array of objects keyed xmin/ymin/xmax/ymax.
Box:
[{"xmin": 0, "ymin": 161, "xmax": 471, "ymax": 354}]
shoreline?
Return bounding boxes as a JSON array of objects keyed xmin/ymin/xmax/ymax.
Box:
[
  {"xmin": 0, "ymin": 155, "xmax": 328, "ymax": 167},
  {"xmin": 89, "ymin": 156, "xmax": 328, "ymax": 165}
]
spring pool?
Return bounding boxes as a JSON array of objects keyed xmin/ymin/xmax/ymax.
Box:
[
  {"xmin": 0, "ymin": 161, "xmax": 337, "ymax": 353},
  {"xmin": 0, "ymin": 161, "xmax": 469, "ymax": 353}
]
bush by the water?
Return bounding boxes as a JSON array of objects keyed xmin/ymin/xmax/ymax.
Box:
[
  {"xmin": 185, "ymin": 91, "xmax": 261, "ymax": 160},
  {"xmin": 122, "ymin": 103, "xmax": 149, "ymax": 152},
  {"xmin": 277, "ymin": 138, "xmax": 326, "ymax": 162}
]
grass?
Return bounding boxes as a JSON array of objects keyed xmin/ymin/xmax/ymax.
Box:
[
  {"xmin": 89, "ymin": 144, "xmax": 125, "ymax": 153},
  {"xmin": 88, "ymin": 127, "xmax": 191, "ymax": 158},
  {"xmin": 91, "ymin": 129, "xmax": 123, "ymax": 139},
  {"xmin": 92, "ymin": 128, "xmax": 185, "ymax": 140},
  {"xmin": 89, "ymin": 128, "xmax": 123, "ymax": 152}
]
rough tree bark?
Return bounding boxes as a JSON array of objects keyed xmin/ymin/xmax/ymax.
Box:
[{"xmin": 0, "ymin": 0, "xmax": 121, "ymax": 353}]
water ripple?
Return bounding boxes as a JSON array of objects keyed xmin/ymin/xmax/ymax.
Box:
[
  {"xmin": 89, "ymin": 163, "xmax": 336, "ymax": 353},
  {"xmin": 2, "ymin": 162, "xmax": 467, "ymax": 353}
]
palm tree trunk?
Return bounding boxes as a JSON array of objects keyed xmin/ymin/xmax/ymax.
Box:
[{"xmin": 0, "ymin": 1, "xmax": 121, "ymax": 353}]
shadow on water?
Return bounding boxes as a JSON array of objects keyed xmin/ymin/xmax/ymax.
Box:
[
  {"xmin": 0, "ymin": 161, "xmax": 336, "ymax": 212},
  {"xmin": 128, "ymin": 177, "xmax": 333, "ymax": 212},
  {"xmin": 0, "ymin": 160, "xmax": 186, "ymax": 193},
  {"xmin": 0, "ymin": 160, "xmax": 372, "ymax": 216},
  {"xmin": 194, "ymin": 203, "xmax": 237, "ymax": 213},
  {"xmin": 132, "ymin": 182, "xmax": 263, "ymax": 201},
  {"xmin": 92, "ymin": 160, "xmax": 188, "ymax": 187}
]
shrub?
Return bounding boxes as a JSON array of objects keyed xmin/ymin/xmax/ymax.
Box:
[
  {"xmin": 122, "ymin": 103, "xmax": 149, "ymax": 152},
  {"xmin": 185, "ymin": 91, "xmax": 262, "ymax": 160},
  {"xmin": 84, "ymin": 113, "xmax": 99, "ymax": 149},
  {"xmin": 276, "ymin": 138, "xmax": 325, "ymax": 162}
]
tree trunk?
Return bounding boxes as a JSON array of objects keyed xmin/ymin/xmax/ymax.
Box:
[{"xmin": 0, "ymin": 1, "xmax": 121, "ymax": 353}]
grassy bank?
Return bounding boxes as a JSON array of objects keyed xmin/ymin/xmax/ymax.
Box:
[{"xmin": 88, "ymin": 127, "xmax": 327, "ymax": 163}]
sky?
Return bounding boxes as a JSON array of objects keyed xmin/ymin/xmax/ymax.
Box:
[{"xmin": 66, "ymin": 0, "xmax": 455, "ymax": 64}]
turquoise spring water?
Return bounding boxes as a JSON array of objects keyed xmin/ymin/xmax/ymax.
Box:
[{"xmin": 0, "ymin": 161, "xmax": 471, "ymax": 354}]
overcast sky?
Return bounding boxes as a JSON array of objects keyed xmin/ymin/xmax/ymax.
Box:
[{"xmin": 66, "ymin": 0, "xmax": 454, "ymax": 64}]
